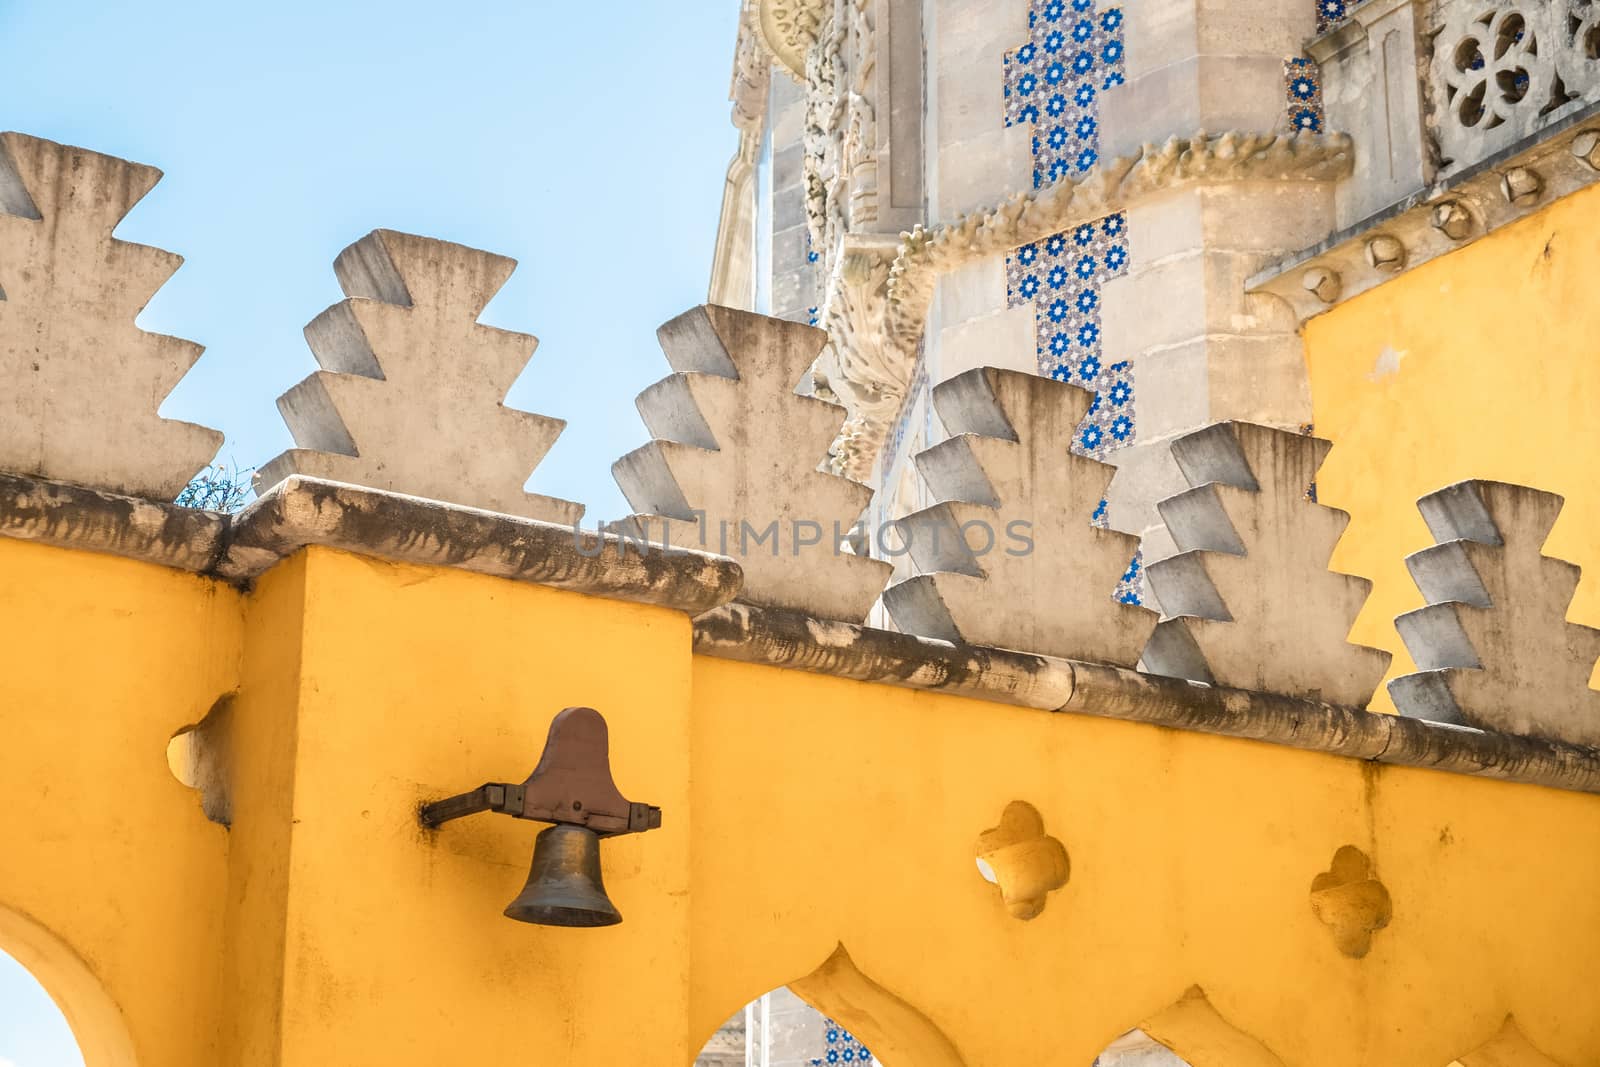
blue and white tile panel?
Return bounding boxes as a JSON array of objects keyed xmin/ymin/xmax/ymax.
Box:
[
  {"xmin": 1004, "ymin": 1, "xmax": 1126, "ymax": 189},
  {"xmin": 1285, "ymin": 56, "xmax": 1326, "ymax": 133},
  {"xmin": 1003, "ymin": 214, "xmax": 1142, "ymax": 605},
  {"xmin": 808, "ymin": 1019, "xmax": 873, "ymax": 1064}
]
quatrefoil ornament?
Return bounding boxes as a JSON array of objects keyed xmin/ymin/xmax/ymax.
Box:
[
  {"xmin": 1430, "ymin": 4, "xmax": 1557, "ymax": 159},
  {"xmin": 1309, "ymin": 846, "xmax": 1392, "ymax": 959},
  {"xmin": 975, "ymin": 801, "xmax": 1069, "ymax": 921}
]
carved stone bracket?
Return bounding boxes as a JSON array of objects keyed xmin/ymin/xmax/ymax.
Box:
[{"xmin": 1252, "ymin": 107, "xmax": 1600, "ymax": 323}]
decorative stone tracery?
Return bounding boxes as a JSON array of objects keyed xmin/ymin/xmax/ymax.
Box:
[{"xmin": 1427, "ymin": 0, "xmax": 1600, "ymax": 172}]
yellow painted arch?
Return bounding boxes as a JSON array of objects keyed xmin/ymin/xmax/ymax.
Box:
[
  {"xmin": 787, "ymin": 943, "xmax": 967, "ymax": 1067},
  {"xmin": 1134, "ymin": 986, "xmax": 1287, "ymax": 1067}
]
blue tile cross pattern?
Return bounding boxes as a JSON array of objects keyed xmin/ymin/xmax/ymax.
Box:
[
  {"xmin": 1004, "ymin": 1, "xmax": 1126, "ymax": 189},
  {"xmin": 1005, "ymin": 214, "xmax": 1134, "ymax": 460},
  {"xmin": 1004, "ymin": 212, "xmax": 1143, "ymax": 605}
]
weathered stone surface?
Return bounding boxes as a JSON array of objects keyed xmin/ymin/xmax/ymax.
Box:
[
  {"xmin": 222, "ymin": 477, "xmax": 741, "ymax": 615},
  {"xmin": 1389, "ymin": 480, "xmax": 1600, "ymax": 746},
  {"xmin": 813, "ymin": 130, "xmax": 1352, "ymax": 482},
  {"xmin": 883, "ymin": 368, "xmax": 1155, "ymax": 665},
  {"xmin": 0, "ymin": 471, "xmax": 226, "ymax": 573},
  {"xmin": 0, "ymin": 467, "xmax": 745, "ymax": 616},
  {"xmin": 694, "ymin": 600, "xmax": 1079, "ymax": 710},
  {"xmin": 257, "ymin": 229, "xmax": 582, "ymax": 525},
  {"xmin": 0, "ymin": 133, "xmax": 222, "ymax": 501},
  {"xmin": 614, "ymin": 305, "xmax": 891, "ymax": 622},
  {"xmin": 1310, "ymin": 0, "xmax": 1432, "ymax": 228},
  {"xmin": 1253, "ymin": 110, "xmax": 1600, "ymax": 323},
  {"xmin": 1143, "ymin": 422, "xmax": 1391, "ymax": 706},
  {"xmin": 694, "ymin": 599, "xmax": 1600, "ymax": 795}
]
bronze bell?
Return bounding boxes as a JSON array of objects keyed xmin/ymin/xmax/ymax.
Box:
[
  {"xmin": 420, "ymin": 707, "xmax": 662, "ymax": 929},
  {"xmin": 504, "ymin": 824, "xmax": 621, "ymax": 927}
]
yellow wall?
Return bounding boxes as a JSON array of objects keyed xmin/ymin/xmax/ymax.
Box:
[
  {"xmin": 0, "ymin": 537, "xmax": 239, "ymax": 1066},
  {"xmin": 5, "ymin": 538, "xmax": 1600, "ymax": 1065},
  {"xmin": 1304, "ymin": 182, "xmax": 1600, "ymax": 711}
]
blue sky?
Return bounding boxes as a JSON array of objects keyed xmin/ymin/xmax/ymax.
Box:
[
  {"xmin": 0, "ymin": 0, "xmax": 741, "ymax": 523},
  {"xmin": 0, "ymin": 0, "xmax": 739, "ymax": 1060}
]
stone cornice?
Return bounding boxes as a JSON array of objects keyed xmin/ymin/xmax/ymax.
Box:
[
  {"xmin": 813, "ymin": 131, "xmax": 1355, "ymax": 478},
  {"xmin": 0, "ymin": 471, "xmax": 228, "ymax": 573},
  {"xmin": 694, "ymin": 601, "xmax": 1600, "ymax": 796},
  {"xmin": 11, "ymin": 468, "xmax": 1600, "ymax": 795},
  {"xmin": 0, "ymin": 471, "xmax": 744, "ymax": 616},
  {"xmin": 1251, "ymin": 106, "xmax": 1600, "ymax": 323},
  {"xmin": 887, "ymin": 130, "xmax": 1354, "ymax": 346}
]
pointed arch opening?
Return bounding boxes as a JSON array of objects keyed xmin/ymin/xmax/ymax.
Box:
[
  {"xmin": 693, "ymin": 943, "xmax": 965, "ymax": 1066},
  {"xmin": 1091, "ymin": 987, "xmax": 1286, "ymax": 1067},
  {"xmin": 1447, "ymin": 1016, "xmax": 1570, "ymax": 1067}
]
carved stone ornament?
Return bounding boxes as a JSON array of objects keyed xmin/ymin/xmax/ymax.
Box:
[
  {"xmin": 1252, "ymin": 120, "xmax": 1600, "ymax": 322},
  {"xmin": 1427, "ymin": 0, "xmax": 1600, "ymax": 175},
  {"xmin": 756, "ymin": 0, "xmax": 827, "ymax": 78},
  {"xmin": 802, "ymin": 0, "xmax": 880, "ymax": 275},
  {"xmin": 809, "ymin": 238, "xmax": 914, "ymax": 477},
  {"xmin": 1309, "ymin": 846, "xmax": 1392, "ymax": 959},
  {"xmin": 882, "ymin": 368, "xmax": 1155, "ymax": 665},
  {"xmin": 974, "ymin": 801, "xmax": 1069, "ymax": 921},
  {"xmin": 1142, "ymin": 422, "xmax": 1391, "ymax": 706},
  {"xmin": 613, "ymin": 304, "xmax": 891, "ymax": 623}
]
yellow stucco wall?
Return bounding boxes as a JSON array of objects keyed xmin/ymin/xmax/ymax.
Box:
[
  {"xmin": 5, "ymin": 539, "xmax": 1600, "ymax": 1065},
  {"xmin": 0, "ymin": 537, "xmax": 239, "ymax": 1066},
  {"xmin": 1304, "ymin": 182, "xmax": 1600, "ymax": 712}
]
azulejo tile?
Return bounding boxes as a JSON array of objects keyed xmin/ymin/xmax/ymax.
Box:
[
  {"xmin": 1315, "ymin": 0, "xmax": 1375, "ymax": 33},
  {"xmin": 1284, "ymin": 56, "xmax": 1326, "ymax": 134},
  {"xmin": 1004, "ymin": 0, "xmax": 1125, "ymax": 190},
  {"xmin": 807, "ymin": 1018, "xmax": 873, "ymax": 1064},
  {"xmin": 1005, "ymin": 209, "xmax": 1142, "ymax": 604}
]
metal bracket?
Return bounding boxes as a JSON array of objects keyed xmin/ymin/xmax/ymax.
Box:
[{"xmin": 419, "ymin": 707, "xmax": 662, "ymax": 837}]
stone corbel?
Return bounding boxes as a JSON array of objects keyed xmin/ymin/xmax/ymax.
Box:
[{"xmin": 1251, "ymin": 109, "xmax": 1600, "ymax": 324}]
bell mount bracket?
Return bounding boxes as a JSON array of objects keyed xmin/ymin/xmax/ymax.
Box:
[{"xmin": 419, "ymin": 706, "xmax": 662, "ymax": 838}]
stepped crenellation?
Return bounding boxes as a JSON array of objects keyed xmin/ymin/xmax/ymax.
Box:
[{"xmin": 1, "ymin": 128, "xmax": 1598, "ymax": 759}]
